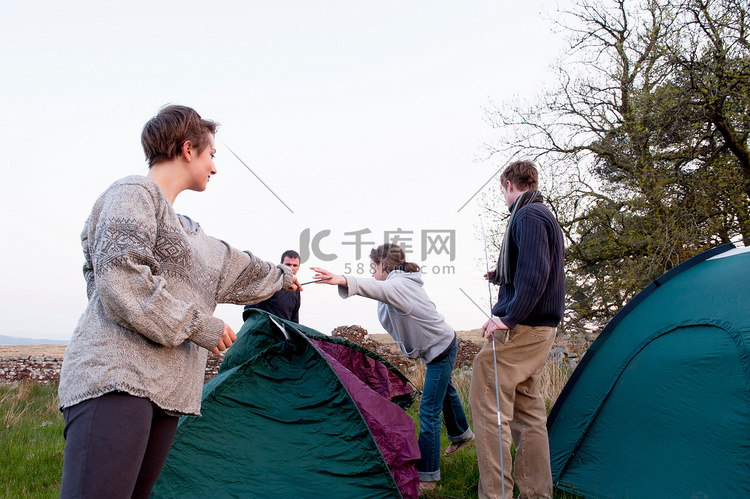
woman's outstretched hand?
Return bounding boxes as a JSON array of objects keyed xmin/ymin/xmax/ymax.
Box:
[
  {"xmin": 290, "ymin": 274, "xmax": 301, "ymax": 292},
  {"xmin": 310, "ymin": 267, "xmax": 347, "ymax": 286},
  {"xmin": 212, "ymin": 323, "xmax": 237, "ymax": 354}
]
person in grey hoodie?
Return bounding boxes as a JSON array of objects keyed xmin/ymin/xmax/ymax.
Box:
[{"xmin": 312, "ymin": 243, "xmax": 473, "ymax": 492}]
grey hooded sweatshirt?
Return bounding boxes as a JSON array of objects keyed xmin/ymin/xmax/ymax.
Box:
[{"xmin": 339, "ymin": 271, "xmax": 455, "ymax": 363}]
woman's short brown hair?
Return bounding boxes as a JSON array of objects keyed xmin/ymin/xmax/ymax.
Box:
[
  {"xmin": 500, "ymin": 160, "xmax": 538, "ymax": 190},
  {"xmin": 141, "ymin": 105, "xmax": 219, "ymax": 167},
  {"xmin": 369, "ymin": 243, "xmax": 420, "ymax": 274}
]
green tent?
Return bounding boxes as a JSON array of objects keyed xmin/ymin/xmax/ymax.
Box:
[
  {"xmin": 152, "ymin": 310, "xmax": 420, "ymax": 498},
  {"xmin": 547, "ymin": 242, "xmax": 750, "ymax": 498}
]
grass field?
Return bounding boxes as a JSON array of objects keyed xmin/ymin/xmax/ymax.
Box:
[
  {"xmin": 1, "ymin": 382, "xmax": 65, "ymax": 498},
  {"xmin": 1, "ymin": 358, "xmax": 578, "ymax": 498}
]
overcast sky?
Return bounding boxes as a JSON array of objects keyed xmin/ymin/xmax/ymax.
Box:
[{"xmin": 1, "ymin": 0, "xmax": 567, "ymax": 341}]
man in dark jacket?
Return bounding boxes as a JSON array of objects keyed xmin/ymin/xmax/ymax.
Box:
[
  {"xmin": 469, "ymin": 160, "xmax": 565, "ymax": 499},
  {"xmin": 243, "ymin": 250, "xmax": 301, "ymax": 323}
]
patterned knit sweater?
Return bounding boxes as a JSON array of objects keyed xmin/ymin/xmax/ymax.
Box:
[{"xmin": 58, "ymin": 176, "xmax": 293, "ymax": 416}]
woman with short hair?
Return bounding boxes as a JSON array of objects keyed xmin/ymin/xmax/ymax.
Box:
[{"xmin": 58, "ymin": 104, "xmax": 298, "ymax": 498}]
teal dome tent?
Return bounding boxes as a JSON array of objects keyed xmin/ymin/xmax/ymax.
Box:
[{"xmin": 547, "ymin": 242, "xmax": 750, "ymax": 498}]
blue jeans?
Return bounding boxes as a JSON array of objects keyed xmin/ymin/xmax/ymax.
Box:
[{"xmin": 418, "ymin": 340, "xmax": 473, "ymax": 481}]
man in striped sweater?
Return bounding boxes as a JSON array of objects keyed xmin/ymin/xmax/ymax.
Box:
[{"xmin": 470, "ymin": 160, "xmax": 565, "ymax": 499}]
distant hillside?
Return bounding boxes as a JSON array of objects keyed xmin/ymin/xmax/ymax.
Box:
[{"xmin": 0, "ymin": 335, "xmax": 68, "ymax": 346}]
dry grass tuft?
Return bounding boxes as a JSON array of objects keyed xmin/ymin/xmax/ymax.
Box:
[
  {"xmin": 401, "ymin": 347, "xmax": 574, "ymax": 416},
  {"xmin": 405, "ymin": 361, "xmax": 426, "ymax": 391},
  {"xmin": 1, "ymin": 382, "xmax": 35, "ymax": 427},
  {"xmin": 540, "ymin": 361, "xmax": 573, "ymax": 412}
]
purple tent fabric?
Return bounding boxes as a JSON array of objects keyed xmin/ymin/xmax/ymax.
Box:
[
  {"xmin": 311, "ymin": 339, "xmax": 420, "ymax": 499},
  {"xmin": 310, "ymin": 339, "xmax": 414, "ymax": 402}
]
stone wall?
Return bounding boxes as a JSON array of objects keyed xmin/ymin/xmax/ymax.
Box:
[
  {"xmin": 0, "ymin": 354, "xmax": 63, "ymax": 384},
  {"xmin": 0, "ymin": 352, "xmax": 226, "ymax": 385},
  {"xmin": 0, "ymin": 331, "xmax": 587, "ymax": 385}
]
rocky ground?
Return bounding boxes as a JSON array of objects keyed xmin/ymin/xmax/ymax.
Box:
[
  {"xmin": 0, "ymin": 327, "xmax": 588, "ymax": 385},
  {"xmin": 332, "ymin": 325, "xmax": 483, "ymax": 371}
]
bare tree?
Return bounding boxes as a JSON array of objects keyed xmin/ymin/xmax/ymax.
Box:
[{"xmin": 483, "ymin": 0, "xmax": 750, "ymax": 333}]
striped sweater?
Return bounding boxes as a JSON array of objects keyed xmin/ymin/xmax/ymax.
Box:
[{"xmin": 491, "ymin": 202, "xmax": 565, "ymax": 329}]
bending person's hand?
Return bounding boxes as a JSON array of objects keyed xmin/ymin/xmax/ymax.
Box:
[
  {"xmin": 310, "ymin": 267, "xmax": 347, "ymax": 286},
  {"xmin": 212, "ymin": 323, "xmax": 237, "ymax": 354}
]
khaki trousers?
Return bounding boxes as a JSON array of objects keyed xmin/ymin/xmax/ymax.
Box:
[{"xmin": 469, "ymin": 324, "xmax": 556, "ymax": 499}]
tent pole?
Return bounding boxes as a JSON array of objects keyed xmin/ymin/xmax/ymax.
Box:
[{"xmin": 481, "ymin": 219, "xmax": 506, "ymax": 499}]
